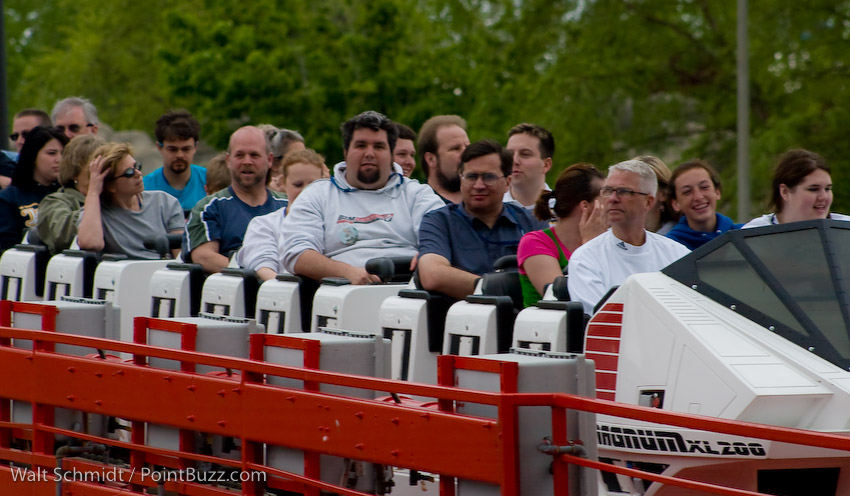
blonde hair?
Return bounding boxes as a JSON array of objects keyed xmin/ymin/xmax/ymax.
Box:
[
  {"xmin": 281, "ymin": 148, "xmax": 325, "ymax": 180},
  {"xmin": 59, "ymin": 134, "xmax": 107, "ymax": 187},
  {"xmin": 92, "ymin": 142, "xmax": 134, "ymax": 204},
  {"xmin": 634, "ymin": 155, "xmax": 679, "ymax": 226}
]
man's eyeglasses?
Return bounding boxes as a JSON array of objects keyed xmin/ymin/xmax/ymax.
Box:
[
  {"xmin": 56, "ymin": 123, "xmax": 94, "ymax": 134},
  {"xmin": 9, "ymin": 130, "xmax": 30, "ymax": 141},
  {"xmin": 460, "ymin": 172, "xmax": 505, "ymax": 185},
  {"xmin": 113, "ymin": 162, "xmax": 142, "ymax": 180},
  {"xmin": 599, "ymin": 186, "xmax": 650, "ymax": 199}
]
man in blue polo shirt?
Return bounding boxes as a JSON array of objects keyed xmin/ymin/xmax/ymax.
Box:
[
  {"xmin": 183, "ymin": 126, "xmax": 287, "ymax": 273},
  {"xmin": 144, "ymin": 109, "xmax": 207, "ymax": 211},
  {"xmin": 418, "ymin": 139, "xmax": 547, "ymax": 300}
]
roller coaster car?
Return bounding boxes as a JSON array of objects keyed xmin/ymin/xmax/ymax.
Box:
[
  {"xmin": 442, "ymin": 255, "xmax": 524, "ymax": 357},
  {"xmin": 0, "ymin": 244, "xmax": 50, "ymax": 301},
  {"xmin": 255, "ymin": 273, "xmax": 320, "ymax": 334},
  {"xmin": 44, "ymin": 249, "xmax": 101, "ymax": 300},
  {"xmin": 590, "ymin": 219, "xmax": 850, "ymax": 496},
  {"xmin": 310, "ymin": 256, "xmax": 415, "ymax": 333},
  {"xmin": 200, "ymin": 267, "xmax": 261, "ymax": 318},
  {"xmin": 149, "ymin": 262, "xmax": 205, "ymax": 318},
  {"xmin": 512, "ymin": 278, "xmax": 587, "ymax": 354},
  {"xmin": 93, "ymin": 254, "xmax": 172, "ymax": 344}
]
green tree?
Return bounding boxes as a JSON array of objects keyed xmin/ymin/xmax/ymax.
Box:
[
  {"xmin": 8, "ymin": 0, "xmax": 171, "ymax": 131},
  {"xmin": 8, "ymin": 0, "xmax": 850, "ymax": 217}
]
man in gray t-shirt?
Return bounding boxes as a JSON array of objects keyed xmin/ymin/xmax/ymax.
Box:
[{"xmin": 78, "ymin": 190, "xmax": 183, "ymax": 259}]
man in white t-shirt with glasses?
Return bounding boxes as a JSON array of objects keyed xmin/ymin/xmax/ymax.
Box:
[{"xmin": 568, "ymin": 159, "xmax": 690, "ymax": 315}]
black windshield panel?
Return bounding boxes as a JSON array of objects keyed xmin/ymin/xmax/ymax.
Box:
[{"xmin": 664, "ymin": 219, "xmax": 850, "ymax": 370}]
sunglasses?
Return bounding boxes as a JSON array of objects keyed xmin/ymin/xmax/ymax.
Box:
[
  {"xmin": 56, "ymin": 123, "xmax": 94, "ymax": 134},
  {"xmin": 113, "ymin": 161, "xmax": 143, "ymax": 180},
  {"xmin": 8, "ymin": 130, "xmax": 30, "ymax": 141}
]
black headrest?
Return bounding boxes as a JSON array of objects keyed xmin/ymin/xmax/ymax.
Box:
[
  {"xmin": 551, "ymin": 276, "xmax": 569, "ymax": 301},
  {"xmin": 366, "ymin": 256, "xmax": 414, "ymax": 283},
  {"xmin": 493, "ymin": 255, "xmax": 518, "ymax": 271},
  {"xmin": 480, "ymin": 270, "xmax": 523, "ymax": 311},
  {"xmin": 143, "ymin": 233, "xmax": 184, "ymax": 256}
]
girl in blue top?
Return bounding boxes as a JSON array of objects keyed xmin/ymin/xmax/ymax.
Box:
[{"xmin": 666, "ymin": 159, "xmax": 742, "ymax": 250}]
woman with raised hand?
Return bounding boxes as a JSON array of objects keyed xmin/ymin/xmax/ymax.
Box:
[
  {"xmin": 517, "ymin": 163, "xmax": 607, "ymax": 307},
  {"xmin": 237, "ymin": 148, "xmax": 328, "ymax": 280},
  {"xmin": 743, "ymin": 149, "xmax": 848, "ymax": 228},
  {"xmin": 37, "ymin": 134, "xmax": 107, "ymax": 254},
  {"xmin": 77, "ymin": 143, "xmax": 184, "ymax": 259},
  {"xmin": 0, "ymin": 126, "xmax": 67, "ymax": 251},
  {"xmin": 666, "ymin": 159, "xmax": 742, "ymax": 249}
]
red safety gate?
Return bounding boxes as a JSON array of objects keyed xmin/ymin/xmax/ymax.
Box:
[{"xmin": 0, "ymin": 303, "xmax": 848, "ymax": 495}]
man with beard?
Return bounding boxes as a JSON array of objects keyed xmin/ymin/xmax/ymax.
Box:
[
  {"xmin": 418, "ymin": 140, "xmax": 546, "ymax": 300},
  {"xmin": 418, "ymin": 115, "xmax": 469, "ymax": 204},
  {"xmin": 183, "ymin": 126, "xmax": 287, "ymax": 273},
  {"xmin": 280, "ymin": 111, "xmax": 443, "ymax": 284},
  {"xmin": 144, "ymin": 110, "xmax": 208, "ymax": 211}
]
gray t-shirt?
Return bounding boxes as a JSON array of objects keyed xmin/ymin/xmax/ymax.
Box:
[{"xmin": 79, "ymin": 190, "xmax": 184, "ymax": 259}]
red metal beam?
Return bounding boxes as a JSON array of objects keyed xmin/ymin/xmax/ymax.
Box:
[
  {"xmin": 0, "ymin": 341, "xmax": 507, "ymax": 484},
  {"xmin": 561, "ymin": 453, "xmax": 768, "ymax": 496}
]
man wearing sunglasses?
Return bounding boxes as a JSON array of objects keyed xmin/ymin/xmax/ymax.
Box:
[
  {"xmin": 51, "ymin": 97, "xmax": 99, "ymax": 139},
  {"xmin": 144, "ymin": 110, "xmax": 207, "ymax": 211},
  {"xmin": 568, "ymin": 159, "xmax": 691, "ymax": 315},
  {"xmin": 10, "ymin": 109, "xmax": 51, "ymax": 154},
  {"xmin": 2, "ymin": 109, "xmax": 52, "ymax": 189},
  {"xmin": 417, "ymin": 140, "xmax": 547, "ymax": 300}
]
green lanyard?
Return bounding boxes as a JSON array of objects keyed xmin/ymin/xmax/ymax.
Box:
[{"xmin": 543, "ymin": 228, "xmax": 568, "ymax": 267}]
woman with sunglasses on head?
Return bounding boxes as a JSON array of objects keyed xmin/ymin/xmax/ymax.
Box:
[
  {"xmin": 517, "ymin": 163, "xmax": 607, "ymax": 307},
  {"xmin": 77, "ymin": 143, "xmax": 184, "ymax": 259},
  {"xmin": 743, "ymin": 149, "xmax": 848, "ymax": 228},
  {"xmin": 666, "ymin": 159, "xmax": 742, "ymax": 249},
  {"xmin": 0, "ymin": 126, "xmax": 67, "ymax": 251},
  {"xmin": 37, "ymin": 134, "xmax": 107, "ymax": 254}
]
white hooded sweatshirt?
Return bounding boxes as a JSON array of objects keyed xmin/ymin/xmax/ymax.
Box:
[{"xmin": 280, "ymin": 162, "xmax": 444, "ymax": 272}]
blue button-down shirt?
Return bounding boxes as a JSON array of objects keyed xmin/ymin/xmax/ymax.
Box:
[{"xmin": 418, "ymin": 202, "xmax": 547, "ymax": 275}]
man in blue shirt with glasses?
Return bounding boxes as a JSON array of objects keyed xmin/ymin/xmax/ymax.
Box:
[{"xmin": 418, "ymin": 139, "xmax": 547, "ymax": 300}]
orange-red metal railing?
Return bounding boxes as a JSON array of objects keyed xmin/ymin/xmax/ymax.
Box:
[{"xmin": 0, "ymin": 311, "xmax": 848, "ymax": 495}]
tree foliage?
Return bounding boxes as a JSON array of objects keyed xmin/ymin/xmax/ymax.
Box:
[{"xmin": 7, "ymin": 0, "xmax": 850, "ymax": 216}]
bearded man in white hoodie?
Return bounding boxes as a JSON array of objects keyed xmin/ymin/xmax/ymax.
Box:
[{"xmin": 280, "ymin": 111, "xmax": 445, "ymax": 284}]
